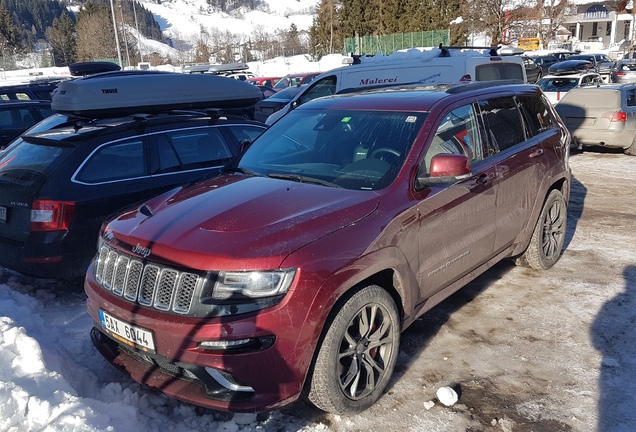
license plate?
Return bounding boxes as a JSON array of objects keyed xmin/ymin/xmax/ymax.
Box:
[
  {"xmin": 99, "ymin": 310, "xmax": 155, "ymax": 352},
  {"xmin": 0, "ymin": 205, "xmax": 6, "ymax": 223}
]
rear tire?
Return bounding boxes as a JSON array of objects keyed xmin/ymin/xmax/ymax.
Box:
[
  {"xmin": 515, "ymin": 189, "xmax": 567, "ymax": 269},
  {"xmin": 625, "ymin": 136, "xmax": 636, "ymax": 155},
  {"xmin": 304, "ymin": 285, "xmax": 400, "ymax": 414}
]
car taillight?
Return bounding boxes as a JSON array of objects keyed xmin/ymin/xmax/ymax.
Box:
[
  {"xmin": 602, "ymin": 111, "xmax": 627, "ymax": 122},
  {"xmin": 615, "ymin": 71, "xmax": 626, "ymax": 76},
  {"xmin": 31, "ymin": 200, "xmax": 76, "ymax": 231},
  {"xmin": 459, "ymin": 74, "xmax": 472, "ymax": 82}
]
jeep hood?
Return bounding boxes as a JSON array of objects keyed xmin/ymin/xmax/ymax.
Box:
[{"xmin": 107, "ymin": 175, "xmax": 379, "ymax": 270}]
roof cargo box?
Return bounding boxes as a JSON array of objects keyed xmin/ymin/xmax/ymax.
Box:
[
  {"xmin": 51, "ymin": 71, "xmax": 263, "ymax": 118},
  {"xmin": 69, "ymin": 61, "xmax": 121, "ymax": 77}
]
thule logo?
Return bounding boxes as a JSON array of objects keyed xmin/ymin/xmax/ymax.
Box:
[
  {"xmin": 132, "ymin": 243, "xmax": 151, "ymax": 258},
  {"xmin": 101, "ymin": 88, "xmax": 118, "ymax": 94}
]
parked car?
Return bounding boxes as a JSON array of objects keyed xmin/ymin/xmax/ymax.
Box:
[
  {"xmin": 267, "ymin": 45, "xmax": 527, "ymax": 124},
  {"xmin": 223, "ymin": 71, "xmax": 255, "ymax": 81},
  {"xmin": 247, "ymin": 76, "xmax": 282, "ymax": 87},
  {"xmin": 272, "ymin": 72, "xmax": 320, "ymax": 90},
  {"xmin": 0, "ymin": 100, "xmax": 54, "ymax": 148},
  {"xmin": 0, "ymin": 111, "xmax": 266, "ymax": 280},
  {"xmin": 222, "ymin": 85, "xmax": 276, "ymax": 120},
  {"xmin": 552, "ymin": 51, "xmax": 576, "ymax": 61},
  {"xmin": 566, "ymin": 53, "xmax": 615, "ymax": 80},
  {"xmin": 253, "ymin": 84, "xmax": 305, "ymax": 122},
  {"xmin": 536, "ymin": 72, "xmax": 603, "ymax": 105},
  {"xmin": 86, "ymin": 81, "xmax": 571, "ymax": 414},
  {"xmin": 524, "ymin": 54, "xmax": 560, "ymax": 76},
  {"xmin": 555, "ymin": 83, "xmax": 636, "ymax": 155},
  {"xmin": 522, "ymin": 56, "xmax": 543, "ymax": 82},
  {"xmin": 610, "ymin": 59, "xmax": 636, "ymax": 83},
  {"xmin": 0, "ymin": 78, "xmax": 67, "ymax": 101},
  {"xmin": 548, "ymin": 59, "xmax": 594, "ymax": 75}
]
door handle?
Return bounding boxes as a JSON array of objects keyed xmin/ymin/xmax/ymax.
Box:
[
  {"xmin": 529, "ymin": 148, "xmax": 544, "ymax": 158},
  {"xmin": 477, "ymin": 173, "xmax": 491, "ymax": 185}
]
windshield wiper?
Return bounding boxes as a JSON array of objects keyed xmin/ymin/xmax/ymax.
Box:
[
  {"xmin": 267, "ymin": 172, "xmax": 342, "ymax": 188},
  {"xmin": 222, "ymin": 166, "xmax": 261, "ymax": 177}
]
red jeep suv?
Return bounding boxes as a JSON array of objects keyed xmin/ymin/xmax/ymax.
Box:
[{"xmin": 86, "ymin": 81, "xmax": 571, "ymax": 414}]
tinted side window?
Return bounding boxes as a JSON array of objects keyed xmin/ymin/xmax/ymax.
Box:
[
  {"xmin": 516, "ymin": 95, "xmax": 555, "ymax": 136},
  {"xmin": 0, "ymin": 107, "xmax": 40, "ymax": 129},
  {"xmin": 422, "ymin": 103, "xmax": 484, "ymax": 174},
  {"xmin": 153, "ymin": 128, "xmax": 232, "ymax": 174},
  {"xmin": 626, "ymin": 88, "xmax": 636, "ymax": 107},
  {"xmin": 76, "ymin": 139, "xmax": 147, "ymax": 183},
  {"xmin": 478, "ymin": 97, "xmax": 526, "ymax": 152}
]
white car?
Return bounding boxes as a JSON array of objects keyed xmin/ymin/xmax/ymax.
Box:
[{"xmin": 536, "ymin": 73, "xmax": 603, "ymax": 105}]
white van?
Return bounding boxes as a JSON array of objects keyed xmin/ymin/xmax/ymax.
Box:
[{"xmin": 266, "ymin": 45, "xmax": 526, "ymax": 124}]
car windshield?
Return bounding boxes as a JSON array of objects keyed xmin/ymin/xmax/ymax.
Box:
[
  {"xmin": 537, "ymin": 77, "xmax": 579, "ymax": 92},
  {"xmin": 235, "ymin": 108, "xmax": 426, "ymax": 191}
]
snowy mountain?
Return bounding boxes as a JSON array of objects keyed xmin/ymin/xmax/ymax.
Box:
[{"xmin": 138, "ymin": 0, "xmax": 319, "ymax": 40}]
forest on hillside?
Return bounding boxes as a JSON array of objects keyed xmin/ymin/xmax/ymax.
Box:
[{"xmin": 0, "ymin": 0, "xmax": 572, "ymax": 69}]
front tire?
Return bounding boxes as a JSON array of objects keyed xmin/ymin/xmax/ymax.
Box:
[
  {"xmin": 515, "ymin": 189, "xmax": 567, "ymax": 269},
  {"xmin": 305, "ymin": 285, "xmax": 400, "ymax": 414}
]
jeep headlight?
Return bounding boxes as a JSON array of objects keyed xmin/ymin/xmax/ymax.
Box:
[{"xmin": 210, "ymin": 269, "xmax": 296, "ymax": 300}]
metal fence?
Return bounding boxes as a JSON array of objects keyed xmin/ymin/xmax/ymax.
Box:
[{"xmin": 344, "ymin": 30, "xmax": 450, "ymax": 55}]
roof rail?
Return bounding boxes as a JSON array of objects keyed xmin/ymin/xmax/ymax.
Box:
[
  {"xmin": 438, "ymin": 43, "xmax": 500, "ymax": 57},
  {"xmin": 444, "ymin": 79, "xmax": 526, "ymax": 94}
]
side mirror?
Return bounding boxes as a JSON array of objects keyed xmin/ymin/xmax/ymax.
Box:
[{"xmin": 418, "ymin": 154, "xmax": 472, "ymax": 185}]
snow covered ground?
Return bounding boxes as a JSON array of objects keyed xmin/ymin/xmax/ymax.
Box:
[{"xmin": 1, "ymin": 146, "xmax": 636, "ymax": 431}]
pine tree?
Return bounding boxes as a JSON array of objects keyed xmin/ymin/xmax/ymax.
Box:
[
  {"xmin": 46, "ymin": 11, "xmax": 76, "ymax": 66},
  {"xmin": 0, "ymin": 4, "xmax": 19, "ymax": 54}
]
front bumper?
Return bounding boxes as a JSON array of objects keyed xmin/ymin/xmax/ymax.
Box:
[{"xmin": 85, "ymin": 268, "xmax": 318, "ymax": 412}]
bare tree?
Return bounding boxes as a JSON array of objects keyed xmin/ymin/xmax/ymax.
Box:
[
  {"xmin": 76, "ymin": 4, "xmax": 117, "ymax": 62},
  {"xmin": 538, "ymin": 0, "xmax": 571, "ymax": 49},
  {"xmin": 168, "ymin": 28, "xmax": 193, "ymax": 65}
]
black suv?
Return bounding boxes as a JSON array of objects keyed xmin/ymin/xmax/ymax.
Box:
[
  {"xmin": 0, "ymin": 100, "xmax": 54, "ymax": 148},
  {"xmin": 0, "ymin": 78, "xmax": 67, "ymax": 101},
  {"xmin": 0, "ymin": 111, "xmax": 266, "ymax": 279}
]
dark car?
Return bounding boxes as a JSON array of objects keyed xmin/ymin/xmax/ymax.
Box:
[
  {"xmin": 548, "ymin": 59, "xmax": 594, "ymax": 75},
  {"xmin": 253, "ymin": 84, "xmax": 305, "ymax": 122},
  {"xmin": 0, "ymin": 111, "xmax": 266, "ymax": 280},
  {"xmin": 521, "ymin": 56, "xmax": 543, "ymax": 82},
  {"xmin": 566, "ymin": 53, "xmax": 615, "ymax": 79},
  {"xmin": 0, "ymin": 100, "xmax": 54, "ymax": 148},
  {"xmin": 0, "ymin": 78, "xmax": 67, "ymax": 101},
  {"xmin": 86, "ymin": 81, "xmax": 571, "ymax": 414},
  {"xmin": 222, "ymin": 85, "xmax": 276, "ymax": 120},
  {"xmin": 525, "ymin": 54, "xmax": 560, "ymax": 77}
]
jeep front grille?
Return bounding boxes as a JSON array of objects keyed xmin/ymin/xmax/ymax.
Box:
[{"xmin": 95, "ymin": 245, "xmax": 200, "ymax": 315}]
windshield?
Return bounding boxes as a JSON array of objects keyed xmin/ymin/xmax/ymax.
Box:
[
  {"xmin": 537, "ymin": 77, "xmax": 579, "ymax": 92},
  {"xmin": 234, "ymin": 108, "xmax": 426, "ymax": 191}
]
